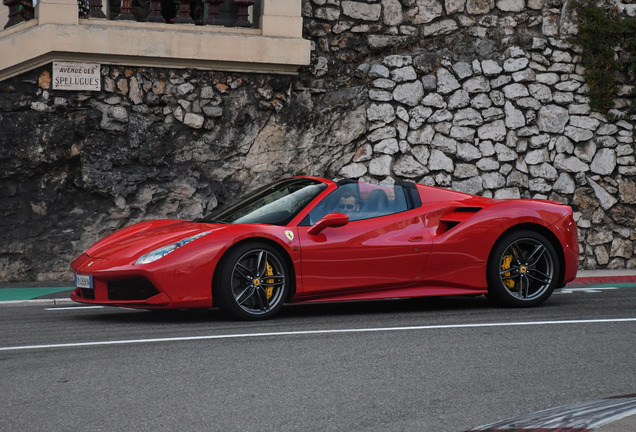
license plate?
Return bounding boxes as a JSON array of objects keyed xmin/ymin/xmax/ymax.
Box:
[{"xmin": 75, "ymin": 274, "xmax": 93, "ymax": 289}]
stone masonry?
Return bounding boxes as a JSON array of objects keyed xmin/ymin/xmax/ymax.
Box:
[{"xmin": 300, "ymin": 0, "xmax": 635, "ymax": 271}]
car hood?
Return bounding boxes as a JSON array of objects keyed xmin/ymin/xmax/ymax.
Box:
[{"xmin": 85, "ymin": 219, "xmax": 222, "ymax": 261}]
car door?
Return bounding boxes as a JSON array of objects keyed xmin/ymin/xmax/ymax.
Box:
[{"xmin": 296, "ymin": 182, "xmax": 432, "ymax": 299}]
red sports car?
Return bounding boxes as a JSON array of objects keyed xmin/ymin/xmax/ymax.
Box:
[{"xmin": 71, "ymin": 176, "xmax": 578, "ymax": 320}]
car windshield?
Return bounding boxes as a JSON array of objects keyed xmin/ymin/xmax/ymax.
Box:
[{"xmin": 202, "ymin": 178, "xmax": 328, "ymax": 226}]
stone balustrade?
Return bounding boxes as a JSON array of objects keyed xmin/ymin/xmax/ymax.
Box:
[
  {"xmin": 2, "ymin": 0, "xmax": 258, "ymax": 28},
  {"xmin": 0, "ymin": 0, "xmax": 309, "ymax": 81}
]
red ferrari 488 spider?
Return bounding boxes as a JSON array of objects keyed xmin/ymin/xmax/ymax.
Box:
[{"xmin": 71, "ymin": 176, "xmax": 578, "ymax": 320}]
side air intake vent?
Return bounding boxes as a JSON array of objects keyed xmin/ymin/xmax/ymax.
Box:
[
  {"xmin": 453, "ymin": 207, "xmax": 482, "ymax": 213},
  {"xmin": 437, "ymin": 207, "xmax": 483, "ymax": 235}
]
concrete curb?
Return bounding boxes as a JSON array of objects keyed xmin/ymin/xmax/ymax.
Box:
[
  {"xmin": 569, "ymin": 269, "xmax": 636, "ymax": 286},
  {"xmin": 0, "ymin": 298, "xmax": 75, "ymax": 308}
]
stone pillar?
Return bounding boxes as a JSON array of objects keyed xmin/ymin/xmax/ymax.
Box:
[
  {"xmin": 20, "ymin": 0, "xmax": 34, "ymax": 19},
  {"xmin": 174, "ymin": 0, "xmax": 194, "ymax": 23},
  {"xmin": 89, "ymin": 0, "xmax": 107, "ymax": 18},
  {"xmin": 147, "ymin": 0, "xmax": 164, "ymax": 22},
  {"xmin": 118, "ymin": 0, "xmax": 135, "ymax": 20},
  {"xmin": 37, "ymin": 0, "xmax": 78, "ymax": 25},
  {"xmin": 233, "ymin": 0, "xmax": 254, "ymax": 27},
  {"xmin": 260, "ymin": 0, "xmax": 302, "ymax": 38},
  {"xmin": 3, "ymin": 0, "xmax": 24, "ymax": 28},
  {"xmin": 204, "ymin": 0, "xmax": 224, "ymax": 25}
]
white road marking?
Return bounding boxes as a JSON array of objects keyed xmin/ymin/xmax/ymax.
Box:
[
  {"xmin": 1, "ymin": 318, "xmax": 635, "ymax": 352},
  {"xmin": 556, "ymin": 287, "xmax": 620, "ymax": 294},
  {"xmin": 44, "ymin": 306, "xmax": 105, "ymax": 311}
]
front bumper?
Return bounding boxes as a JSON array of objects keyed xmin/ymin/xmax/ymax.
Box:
[
  {"xmin": 70, "ymin": 253, "xmax": 213, "ymax": 309},
  {"xmin": 554, "ymin": 211, "xmax": 579, "ymax": 286},
  {"xmin": 70, "ymin": 275, "xmax": 173, "ymax": 308}
]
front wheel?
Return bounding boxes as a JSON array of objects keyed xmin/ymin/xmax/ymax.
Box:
[
  {"xmin": 486, "ymin": 230, "xmax": 560, "ymax": 307},
  {"xmin": 214, "ymin": 242, "xmax": 289, "ymax": 320}
]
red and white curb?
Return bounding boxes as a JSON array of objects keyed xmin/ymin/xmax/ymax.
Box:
[{"xmin": 463, "ymin": 395, "xmax": 636, "ymax": 432}]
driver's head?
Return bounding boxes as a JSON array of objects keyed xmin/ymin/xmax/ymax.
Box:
[{"xmin": 338, "ymin": 192, "xmax": 360, "ymax": 215}]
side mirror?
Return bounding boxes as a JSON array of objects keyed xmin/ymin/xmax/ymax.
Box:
[{"xmin": 308, "ymin": 213, "xmax": 349, "ymax": 235}]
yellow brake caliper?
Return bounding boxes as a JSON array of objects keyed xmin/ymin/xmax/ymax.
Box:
[
  {"xmin": 501, "ymin": 255, "xmax": 515, "ymax": 289},
  {"xmin": 265, "ymin": 262, "xmax": 274, "ymax": 299}
]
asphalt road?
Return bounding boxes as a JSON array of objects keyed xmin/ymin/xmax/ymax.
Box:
[{"xmin": 1, "ymin": 286, "xmax": 634, "ymax": 432}]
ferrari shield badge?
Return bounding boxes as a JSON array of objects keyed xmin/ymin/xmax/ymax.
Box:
[{"xmin": 284, "ymin": 230, "xmax": 294, "ymax": 241}]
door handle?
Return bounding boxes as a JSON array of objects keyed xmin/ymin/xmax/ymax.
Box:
[{"xmin": 408, "ymin": 236, "xmax": 423, "ymax": 242}]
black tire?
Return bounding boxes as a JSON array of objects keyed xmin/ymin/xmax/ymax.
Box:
[
  {"xmin": 486, "ymin": 230, "xmax": 560, "ymax": 307},
  {"xmin": 214, "ymin": 242, "xmax": 289, "ymax": 320}
]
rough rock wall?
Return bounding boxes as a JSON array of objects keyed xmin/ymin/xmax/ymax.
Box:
[
  {"xmin": 0, "ymin": 67, "xmax": 368, "ymax": 280},
  {"xmin": 0, "ymin": 0, "xmax": 634, "ymax": 281}
]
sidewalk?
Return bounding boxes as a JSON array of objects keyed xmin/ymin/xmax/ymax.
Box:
[
  {"xmin": 568, "ymin": 268, "xmax": 636, "ymax": 287},
  {"xmin": 0, "ymin": 280, "xmax": 74, "ymax": 306}
]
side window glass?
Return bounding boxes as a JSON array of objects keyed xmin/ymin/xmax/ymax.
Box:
[
  {"xmin": 360, "ymin": 184, "xmax": 408, "ymax": 220},
  {"xmin": 306, "ymin": 182, "xmax": 409, "ymax": 224}
]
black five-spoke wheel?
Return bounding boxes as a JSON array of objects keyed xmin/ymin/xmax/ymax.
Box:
[
  {"xmin": 487, "ymin": 230, "xmax": 560, "ymax": 307},
  {"xmin": 214, "ymin": 242, "xmax": 289, "ymax": 320}
]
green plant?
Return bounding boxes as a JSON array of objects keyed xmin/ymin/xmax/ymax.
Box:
[
  {"xmin": 625, "ymin": 16, "xmax": 636, "ymax": 111},
  {"xmin": 570, "ymin": 0, "xmax": 636, "ymax": 114}
]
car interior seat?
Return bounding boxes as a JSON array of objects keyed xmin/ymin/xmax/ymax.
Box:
[{"xmin": 367, "ymin": 189, "xmax": 389, "ymax": 213}]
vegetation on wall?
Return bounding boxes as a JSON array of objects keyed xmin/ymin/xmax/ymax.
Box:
[{"xmin": 571, "ymin": 0, "xmax": 636, "ymax": 115}]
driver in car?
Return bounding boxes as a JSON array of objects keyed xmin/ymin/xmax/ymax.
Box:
[{"xmin": 338, "ymin": 191, "xmax": 360, "ymax": 217}]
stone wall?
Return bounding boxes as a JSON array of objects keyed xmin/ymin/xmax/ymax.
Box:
[
  {"xmin": 0, "ymin": 0, "xmax": 634, "ymax": 281},
  {"xmin": 299, "ymin": 0, "xmax": 636, "ymax": 270}
]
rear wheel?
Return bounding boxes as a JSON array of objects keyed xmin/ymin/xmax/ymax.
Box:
[
  {"xmin": 486, "ymin": 230, "xmax": 559, "ymax": 307},
  {"xmin": 214, "ymin": 242, "xmax": 289, "ymax": 320}
]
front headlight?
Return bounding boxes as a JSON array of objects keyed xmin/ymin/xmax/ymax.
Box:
[{"xmin": 135, "ymin": 231, "xmax": 212, "ymax": 265}]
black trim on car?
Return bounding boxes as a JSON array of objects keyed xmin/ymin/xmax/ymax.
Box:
[
  {"xmin": 108, "ymin": 277, "xmax": 160, "ymax": 301},
  {"xmin": 395, "ymin": 180, "xmax": 422, "ymax": 209}
]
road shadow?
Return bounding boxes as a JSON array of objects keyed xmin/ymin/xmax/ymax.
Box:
[
  {"xmin": 278, "ymin": 295, "xmax": 496, "ymax": 319},
  {"xmin": 66, "ymin": 294, "xmax": 505, "ymax": 325}
]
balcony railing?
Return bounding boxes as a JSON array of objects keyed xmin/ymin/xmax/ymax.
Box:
[
  {"xmin": 0, "ymin": 0, "xmax": 308, "ymax": 81},
  {"xmin": 3, "ymin": 0, "xmax": 258, "ymax": 29},
  {"xmin": 3, "ymin": 0, "xmax": 34, "ymax": 28}
]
